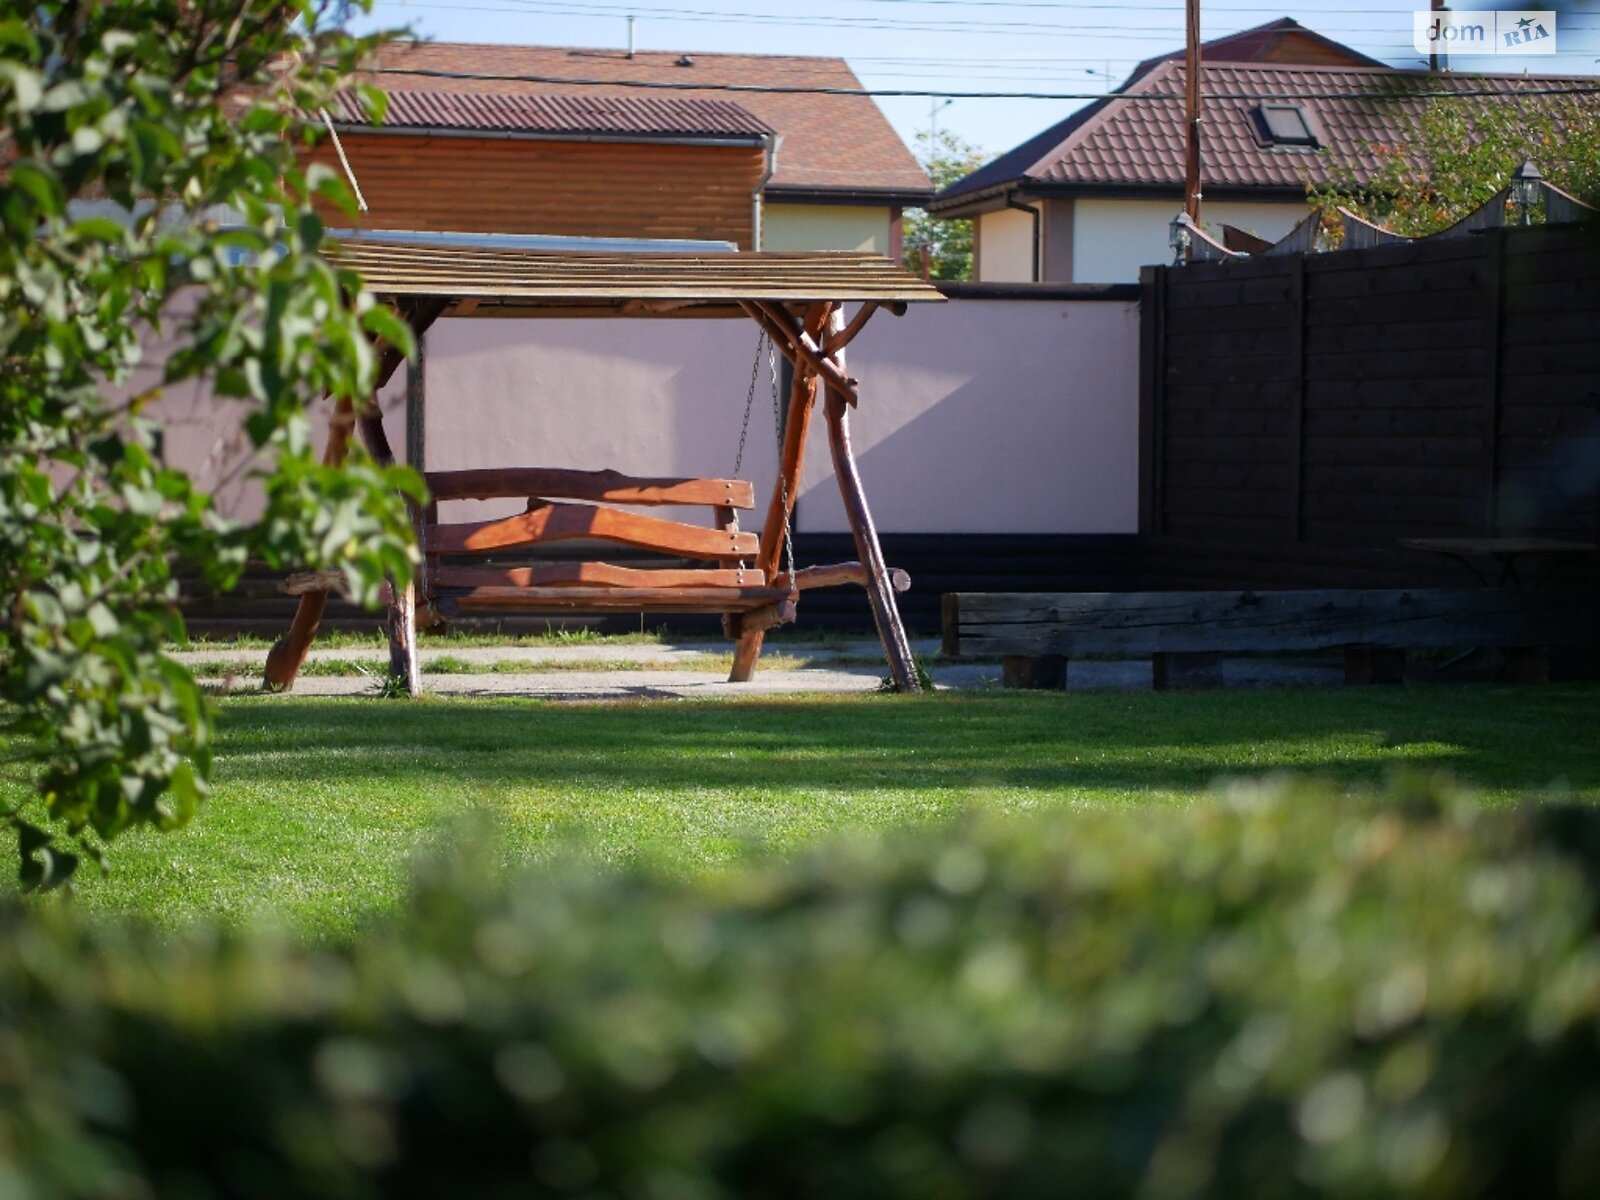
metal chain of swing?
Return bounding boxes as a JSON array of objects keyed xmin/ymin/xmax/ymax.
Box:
[{"xmin": 733, "ymin": 332, "xmax": 797, "ymax": 586}]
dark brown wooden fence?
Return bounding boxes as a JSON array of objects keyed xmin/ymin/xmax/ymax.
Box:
[{"xmin": 1140, "ymin": 223, "xmax": 1600, "ymax": 589}]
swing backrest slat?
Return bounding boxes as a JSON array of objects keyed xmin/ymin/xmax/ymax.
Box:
[{"xmin": 425, "ymin": 467, "xmax": 754, "ymax": 509}]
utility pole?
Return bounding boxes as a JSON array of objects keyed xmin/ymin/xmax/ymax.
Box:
[
  {"xmin": 929, "ymin": 97, "xmax": 952, "ymax": 149},
  {"xmin": 1430, "ymin": 0, "xmax": 1447, "ymax": 72},
  {"xmin": 923, "ymin": 99, "xmax": 952, "ymax": 281},
  {"xmin": 1184, "ymin": 0, "xmax": 1202, "ymax": 223}
]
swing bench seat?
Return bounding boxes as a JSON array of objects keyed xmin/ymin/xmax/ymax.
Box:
[{"xmin": 416, "ymin": 466, "xmax": 798, "ymax": 627}]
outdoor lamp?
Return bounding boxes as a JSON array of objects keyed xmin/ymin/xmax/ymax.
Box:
[
  {"xmin": 1169, "ymin": 212, "xmax": 1194, "ymax": 265},
  {"xmin": 1510, "ymin": 160, "xmax": 1543, "ymax": 225}
]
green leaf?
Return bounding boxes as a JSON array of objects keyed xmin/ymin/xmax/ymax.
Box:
[
  {"xmin": 359, "ymin": 305, "xmax": 415, "ymax": 357},
  {"xmin": 0, "ymin": 60, "xmax": 42, "ymax": 112},
  {"xmin": 68, "ymin": 214, "xmax": 130, "ymax": 244},
  {"xmin": 6, "ymin": 160, "xmax": 64, "ymax": 217}
]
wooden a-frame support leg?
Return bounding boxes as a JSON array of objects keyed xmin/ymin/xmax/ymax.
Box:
[
  {"xmin": 729, "ymin": 301, "xmax": 830, "ymax": 683},
  {"xmin": 730, "ymin": 301, "xmax": 917, "ymax": 691},
  {"xmin": 817, "ymin": 305, "xmax": 918, "ymax": 691},
  {"xmin": 263, "ymin": 298, "xmax": 446, "ymax": 694},
  {"xmin": 264, "ymin": 394, "xmax": 355, "ymax": 691},
  {"xmin": 824, "ymin": 386, "xmax": 921, "ymax": 693},
  {"xmin": 359, "ymin": 407, "xmax": 422, "ymax": 697}
]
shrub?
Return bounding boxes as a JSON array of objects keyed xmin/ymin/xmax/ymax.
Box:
[{"xmin": 3, "ymin": 777, "xmax": 1600, "ymax": 1198}]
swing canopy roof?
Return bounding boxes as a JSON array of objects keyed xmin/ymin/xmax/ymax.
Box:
[{"xmin": 329, "ymin": 237, "xmax": 946, "ymax": 319}]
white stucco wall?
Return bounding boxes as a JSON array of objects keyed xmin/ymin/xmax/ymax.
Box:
[
  {"xmin": 762, "ymin": 204, "xmax": 891, "ymax": 253},
  {"xmin": 1071, "ymin": 197, "xmax": 1312, "ymax": 283},
  {"xmin": 417, "ymin": 298, "xmax": 1140, "ymax": 536},
  {"xmin": 422, "ymin": 319, "xmax": 780, "ymax": 527},
  {"xmin": 975, "ymin": 207, "xmax": 1036, "ymax": 282},
  {"xmin": 152, "ymin": 298, "xmax": 1142, "ymax": 538},
  {"xmin": 797, "ymin": 298, "xmax": 1140, "ymax": 534}
]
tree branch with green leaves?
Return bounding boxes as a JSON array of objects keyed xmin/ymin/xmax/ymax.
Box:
[
  {"xmin": 1309, "ymin": 92, "xmax": 1600, "ymax": 239},
  {"xmin": 902, "ymin": 128, "xmax": 988, "ymax": 281},
  {"xmin": 0, "ymin": 1, "xmax": 420, "ymax": 890}
]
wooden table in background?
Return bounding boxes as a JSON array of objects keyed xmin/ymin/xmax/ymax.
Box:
[
  {"xmin": 1400, "ymin": 537, "xmax": 1598, "ymax": 681},
  {"xmin": 1400, "ymin": 537, "xmax": 1597, "ymax": 588}
]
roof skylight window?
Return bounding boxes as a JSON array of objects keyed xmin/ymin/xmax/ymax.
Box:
[{"xmin": 1252, "ymin": 104, "xmax": 1319, "ymax": 148}]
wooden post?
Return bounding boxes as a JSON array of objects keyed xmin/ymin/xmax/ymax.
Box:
[
  {"xmin": 821, "ymin": 309, "xmax": 921, "ymax": 693},
  {"xmin": 1184, "ymin": 0, "xmax": 1203, "ymax": 224},
  {"xmin": 359, "ymin": 401, "xmax": 421, "ymax": 697},
  {"xmin": 1002, "ymin": 655, "xmax": 1066, "ymax": 690},
  {"xmin": 262, "ymin": 297, "xmax": 447, "ymax": 693},
  {"xmin": 1152, "ymin": 651, "xmax": 1224, "ymax": 690},
  {"xmin": 263, "ymin": 395, "xmax": 356, "ymax": 690},
  {"xmin": 729, "ymin": 302, "xmax": 829, "ymax": 683},
  {"xmin": 1288, "ymin": 255, "xmax": 1307, "ymax": 542},
  {"xmin": 1483, "ymin": 229, "xmax": 1504, "ymax": 535}
]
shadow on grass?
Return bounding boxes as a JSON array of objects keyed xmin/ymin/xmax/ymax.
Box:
[{"xmin": 215, "ymin": 686, "xmax": 1600, "ymax": 800}]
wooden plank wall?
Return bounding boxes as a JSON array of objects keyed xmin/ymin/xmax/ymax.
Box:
[
  {"xmin": 301, "ymin": 135, "xmax": 766, "ymax": 247},
  {"xmin": 1141, "ymin": 223, "xmax": 1600, "ymax": 589}
]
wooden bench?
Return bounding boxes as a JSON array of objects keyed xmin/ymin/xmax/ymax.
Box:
[
  {"xmin": 419, "ymin": 466, "xmax": 793, "ymax": 633},
  {"xmin": 285, "ymin": 465, "xmax": 910, "ymax": 683},
  {"xmin": 942, "ymin": 589, "xmax": 1600, "ymax": 688}
]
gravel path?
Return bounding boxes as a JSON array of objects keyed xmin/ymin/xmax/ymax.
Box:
[{"xmin": 175, "ymin": 638, "xmax": 1343, "ymax": 699}]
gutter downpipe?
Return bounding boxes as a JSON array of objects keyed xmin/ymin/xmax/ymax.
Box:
[
  {"xmin": 1005, "ymin": 193, "xmax": 1042, "ymax": 282},
  {"xmin": 752, "ymin": 133, "xmax": 780, "ymax": 250}
]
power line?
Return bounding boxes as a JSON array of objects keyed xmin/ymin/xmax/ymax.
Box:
[
  {"xmin": 369, "ymin": 65, "xmax": 1600, "ymax": 101},
  {"xmin": 390, "ymin": 0, "xmax": 1600, "ymax": 40}
]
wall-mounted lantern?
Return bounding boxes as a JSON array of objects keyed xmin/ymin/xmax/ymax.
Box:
[
  {"xmin": 1510, "ymin": 160, "xmax": 1544, "ymax": 226},
  {"xmin": 1169, "ymin": 212, "xmax": 1195, "ymax": 265}
]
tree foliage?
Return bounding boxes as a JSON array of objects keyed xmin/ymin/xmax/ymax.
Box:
[
  {"xmin": 1310, "ymin": 93, "xmax": 1600, "ymax": 239},
  {"xmin": 6, "ymin": 779, "xmax": 1600, "ymax": 1197},
  {"xmin": 0, "ymin": 2, "xmax": 421, "ymax": 889},
  {"xmin": 902, "ymin": 128, "xmax": 988, "ymax": 281}
]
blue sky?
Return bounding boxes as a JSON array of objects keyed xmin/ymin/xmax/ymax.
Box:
[{"xmin": 347, "ymin": 1, "xmax": 1600, "ymax": 162}]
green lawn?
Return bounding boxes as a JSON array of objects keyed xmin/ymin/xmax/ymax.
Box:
[{"xmin": 48, "ymin": 685, "xmax": 1600, "ymax": 935}]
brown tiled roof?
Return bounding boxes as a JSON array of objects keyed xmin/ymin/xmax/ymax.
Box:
[
  {"xmin": 933, "ymin": 62, "xmax": 1600, "ymax": 210},
  {"xmin": 1127, "ymin": 16, "xmax": 1385, "ymax": 80},
  {"xmin": 355, "ymin": 42, "xmax": 931, "ymax": 202},
  {"xmin": 326, "ymin": 90, "xmax": 772, "ymax": 140}
]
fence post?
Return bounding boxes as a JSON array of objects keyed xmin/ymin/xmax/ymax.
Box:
[
  {"xmin": 1138, "ymin": 264, "xmax": 1167, "ymax": 536},
  {"xmin": 1482, "ymin": 228, "xmax": 1505, "ymax": 535},
  {"xmin": 1288, "ymin": 254, "xmax": 1307, "ymax": 542}
]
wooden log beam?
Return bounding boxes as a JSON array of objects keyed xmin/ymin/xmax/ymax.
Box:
[
  {"xmin": 431, "ymin": 563, "xmax": 766, "ymax": 591},
  {"xmin": 772, "ymin": 562, "xmax": 911, "ymax": 593},
  {"xmin": 944, "ymin": 589, "xmax": 1600, "ymax": 658},
  {"xmin": 739, "ymin": 300, "xmax": 861, "ymax": 408},
  {"xmin": 425, "ymin": 467, "xmax": 756, "ymax": 509},
  {"xmin": 727, "ymin": 597, "xmax": 798, "ymax": 681},
  {"xmin": 822, "ymin": 308, "xmax": 922, "ymax": 693},
  {"xmin": 283, "ymin": 569, "xmax": 351, "ymax": 597},
  {"xmin": 824, "ymin": 302, "xmax": 879, "ymax": 356},
  {"xmin": 428, "ymin": 501, "xmax": 759, "ymax": 561}
]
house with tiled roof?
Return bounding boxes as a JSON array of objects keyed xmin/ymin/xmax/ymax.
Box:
[
  {"xmin": 929, "ymin": 18, "xmax": 1592, "ymax": 283},
  {"xmin": 308, "ymin": 90, "xmax": 777, "ymax": 248},
  {"xmin": 307, "ymin": 41, "xmax": 931, "ymax": 256}
]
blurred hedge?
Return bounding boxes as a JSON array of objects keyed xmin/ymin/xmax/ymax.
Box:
[{"xmin": 3, "ymin": 777, "xmax": 1600, "ymax": 1199}]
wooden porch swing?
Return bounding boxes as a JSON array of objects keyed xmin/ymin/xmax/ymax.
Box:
[{"xmin": 262, "ymin": 241, "xmax": 945, "ymax": 694}]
